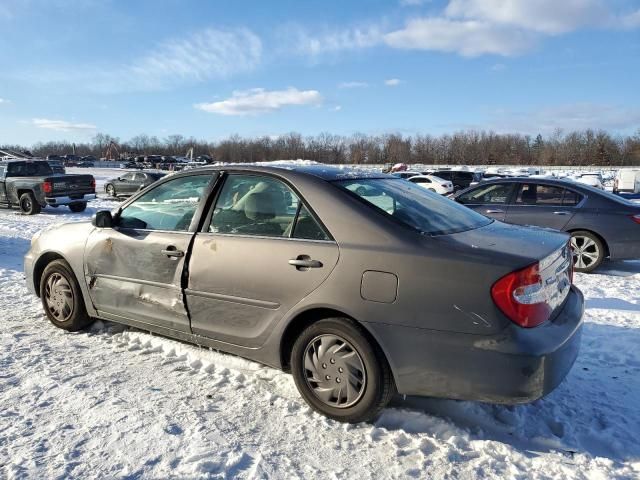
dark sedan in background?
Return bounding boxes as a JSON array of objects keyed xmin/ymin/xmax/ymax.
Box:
[
  {"xmin": 105, "ymin": 171, "xmax": 166, "ymax": 197},
  {"xmin": 453, "ymin": 178, "xmax": 640, "ymax": 272}
]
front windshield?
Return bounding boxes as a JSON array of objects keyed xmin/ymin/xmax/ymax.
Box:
[{"xmin": 335, "ymin": 178, "xmax": 492, "ymax": 235}]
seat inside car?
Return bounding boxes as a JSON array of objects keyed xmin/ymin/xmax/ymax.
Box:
[
  {"xmin": 243, "ymin": 192, "xmax": 283, "ymax": 236},
  {"xmin": 520, "ymin": 185, "xmax": 537, "ymax": 204}
]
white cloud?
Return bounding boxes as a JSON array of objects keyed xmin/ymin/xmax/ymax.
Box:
[
  {"xmin": 620, "ymin": 9, "xmax": 640, "ymax": 29},
  {"xmin": 285, "ymin": 24, "xmax": 383, "ymax": 56},
  {"xmin": 490, "ymin": 63, "xmax": 507, "ymax": 71},
  {"xmin": 487, "ymin": 103, "xmax": 640, "ymax": 134},
  {"xmin": 125, "ymin": 28, "xmax": 261, "ymax": 91},
  {"xmin": 444, "ymin": 0, "xmax": 608, "ymax": 35},
  {"xmin": 384, "ymin": 18, "xmax": 535, "ymax": 56},
  {"xmin": 333, "ymin": 105, "xmax": 343, "ymax": 111},
  {"xmin": 400, "ymin": 0, "xmax": 431, "ymax": 5},
  {"xmin": 32, "ymin": 118, "xmax": 97, "ymax": 132},
  {"xmin": 338, "ymin": 81, "xmax": 369, "ymax": 89},
  {"xmin": 384, "ymin": 78, "xmax": 403, "ymax": 86},
  {"xmin": 195, "ymin": 88, "xmax": 323, "ymax": 116},
  {"xmin": 0, "ymin": 98, "xmax": 9, "ymax": 104},
  {"xmin": 9, "ymin": 27, "xmax": 262, "ymax": 93}
]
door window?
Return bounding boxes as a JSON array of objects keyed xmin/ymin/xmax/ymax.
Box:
[
  {"xmin": 516, "ymin": 184, "xmax": 564, "ymax": 206},
  {"xmin": 133, "ymin": 173, "xmax": 147, "ymax": 182},
  {"xmin": 457, "ymin": 183, "xmax": 513, "ymax": 204},
  {"xmin": 410, "ymin": 178, "xmax": 431, "ymax": 184},
  {"xmin": 292, "ymin": 204, "xmax": 330, "ymax": 241},
  {"xmin": 208, "ymin": 174, "xmax": 329, "ymax": 240},
  {"xmin": 121, "ymin": 173, "xmax": 135, "ymax": 181},
  {"xmin": 118, "ymin": 175, "xmax": 212, "ymax": 231},
  {"xmin": 562, "ymin": 189, "xmax": 583, "ymax": 206}
]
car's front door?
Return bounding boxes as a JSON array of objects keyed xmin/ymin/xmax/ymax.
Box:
[
  {"xmin": 85, "ymin": 173, "xmax": 217, "ymax": 332},
  {"xmin": 505, "ymin": 183, "xmax": 581, "ymax": 230},
  {"xmin": 0, "ymin": 166, "xmax": 7, "ymax": 203},
  {"xmin": 185, "ymin": 173, "xmax": 339, "ymax": 347},
  {"xmin": 455, "ymin": 182, "xmax": 516, "ymax": 221}
]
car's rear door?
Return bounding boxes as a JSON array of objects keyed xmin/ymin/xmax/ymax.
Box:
[
  {"xmin": 185, "ymin": 173, "xmax": 339, "ymax": 347},
  {"xmin": 505, "ymin": 183, "xmax": 581, "ymax": 230},
  {"xmin": 84, "ymin": 172, "xmax": 217, "ymax": 333},
  {"xmin": 455, "ymin": 182, "xmax": 516, "ymax": 221}
]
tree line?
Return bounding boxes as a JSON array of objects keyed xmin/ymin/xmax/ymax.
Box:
[{"xmin": 3, "ymin": 129, "xmax": 640, "ymax": 166}]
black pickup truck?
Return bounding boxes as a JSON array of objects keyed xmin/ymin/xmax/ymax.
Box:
[{"xmin": 0, "ymin": 160, "xmax": 96, "ymax": 214}]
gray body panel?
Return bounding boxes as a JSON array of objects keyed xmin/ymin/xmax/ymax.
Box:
[{"xmin": 25, "ymin": 165, "xmax": 584, "ymax": 404}]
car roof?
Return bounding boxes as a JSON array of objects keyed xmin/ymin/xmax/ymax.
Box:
[{"xmin": 180, "ymin": 163, "xmax": 394, "ymax": 181}]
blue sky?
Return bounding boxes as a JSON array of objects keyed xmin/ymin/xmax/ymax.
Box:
[{"xmin": 1, "ymin": 0, "xmax": 639, "ymax": 145}]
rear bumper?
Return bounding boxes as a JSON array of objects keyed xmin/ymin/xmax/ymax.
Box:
[
  {"xmin": 366, "ymin": 285, "xmax": 584, "ymax": 404},
  {"xmin": 45, "ymin": 193, "xmax": 96, "ymax": 205}
]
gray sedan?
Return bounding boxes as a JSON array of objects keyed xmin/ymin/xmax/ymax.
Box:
[
  {"xmin": 453, "ymin": 178, "xmax": 640, "ymax": 272},
  {"xmin": 25, "ymin": 165, "xmax": 583, "ymax": 423},
  {"xmin": 105, "ymin": 171, "xmax": 166, "ymax": 197}
]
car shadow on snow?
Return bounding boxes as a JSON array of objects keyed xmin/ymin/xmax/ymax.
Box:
[
  {"xmin": 0, "ymin": 236, "xmax": 31, "ymax": 271},
  {"xmin": 384, "ymin": 322, "xmax": 640, "ymax": 464},
  {"xmin": 594, "ymin": 260, "xmax": 640, "ymax": 277}
]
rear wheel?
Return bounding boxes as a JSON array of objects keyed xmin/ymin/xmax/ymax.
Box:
[
  {"xmin": 19, "ymin": 192, "xmax": 41, "ymax": 215},
  {"xmin": 106, "ymin": 184, "xmax": 116, "ymax": 197},
  {"xmin": 570, "ymin": 231, "xmax": 604, "ymax": 273},
  {"xmin": 291, "ymin": 318, "xmax": 394, "ymax": 423},
  {"xmin": 68, "ymin": 202, "xmax": 87, "ymax": 213},
  {"xmin": 40, "ymin": 260, "xmax": 93, "ymax": 331}
]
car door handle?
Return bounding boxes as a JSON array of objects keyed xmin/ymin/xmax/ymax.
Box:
[
  {"xmin": 161, "ymin": 246, "xmax": 184, "ymax": 258},
  {"xmin": 289, "ymin": 258, "xmax": 323, "ymax": 269},
  {"xmin": 553, "ymin": 211, "xmax": 571, "ymax": 215},
  {"xmin": 485, "ymin": 209, "xmax": 504, "ymax": 214}
]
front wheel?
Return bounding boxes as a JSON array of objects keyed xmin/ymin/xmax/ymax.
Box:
[
  {"xmin": 68, "ymin": 202, "xmax": 87, "ymax": 213},
  {"xmin": 19, "ymin": 192, "xmax": 41, "ymax": 215},
  {"xmin": 291, "ymin": 318, "xmax": 394, "ymax": 423},
  {"xmin": 571, "ymin": 231, "xmax": 604, "ymax": 273},
  {"xmin": 40, "ymin": 260, "xmax": 93, "ymax": 331},
  {"xmin": 106, "ymin": 184, "xmax": 116, "ymax": 197}
]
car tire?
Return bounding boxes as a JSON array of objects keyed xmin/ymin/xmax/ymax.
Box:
[
  {"xmin": 68, "ymin": 202, "xmax": 87, "ymax": 213},
  {"xmin": 106, "ymin": 184, "xmax": 116, "ymax": 197},
  {"xmin": 291, "ymin": 317, "xmax": 394, "ymax": 423},
  {"xmin": 40, "ymin": 260, "xmax": 93, "ymax": 332},
  {"xmin": 570, "ymin": 230, "xmax": 604, "ymax": 273},
  {"xmin": 19, "ymin": 192, "xmax": 41, "ymax": 215}
]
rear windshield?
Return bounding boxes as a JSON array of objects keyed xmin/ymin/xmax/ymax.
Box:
[
  {"xmin": 6, "ymin": 162, "xmax": 53, "ymax": 176},
  {"xmin": 335, "ymin": 178, "xmax": 492, "ymax": 235}
]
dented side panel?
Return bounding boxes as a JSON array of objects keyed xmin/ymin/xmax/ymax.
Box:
[{"xmin": 84, "ymin": 228, "xmax": 193, "ymax": 332}]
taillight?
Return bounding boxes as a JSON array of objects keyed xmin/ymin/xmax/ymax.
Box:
[
  {"xmin": 631, "ymin": 214, "xmax": 640, "ymax": 225},
  {"xmin": 91, "ymin": 178, "xmax": 96, "ymax": 191},
  {"xmin": 491, "ymin": 262, "xmax": 552, "ymax": 328},
  {"xmin": 492, "ymin": 243, "xmax": 572, "ymax": 328},
  {"xmin": 42, "ymin": 181, "xmax": 52, "ymax": 194}
]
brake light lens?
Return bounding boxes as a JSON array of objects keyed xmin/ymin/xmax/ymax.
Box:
[
  {"xmin": 491, "ymin": 243, "xmax": 573, "ymax": 328},
  {"xmin": 42, "ymin": 181, "xmax": 52, "ymax": 194},
  {"xmin": 491, "ymin": 262, "xmax": 552, "ymax": 328},
  {"xmin": 91, "ymin": 178, "xmax": 96, "ymax": 191},
  {"xmin": 631, "ymin": 214, "xmax": 640, "ymax": 225}
]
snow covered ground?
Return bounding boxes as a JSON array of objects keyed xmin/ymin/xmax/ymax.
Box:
[{"xmin": 1, "ymin": 171, "xmax": 639, "ymax": 479}]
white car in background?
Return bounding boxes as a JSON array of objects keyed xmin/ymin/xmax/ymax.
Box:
[
  {"xmin": 408, "ymin": 175, "xmax": 454, "ymax": 195},
  {"xmin": 573, "ymin": 173, "xmax": 604, "ymax": 190}
]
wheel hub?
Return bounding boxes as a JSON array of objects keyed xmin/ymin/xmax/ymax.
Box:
[
  {"xmin": 44, "ymin": 273, "xmax": 74, "ymax": 322},
  {"xmin": 571, "ymin": 235, "xmax": 600, "ymax": 270},
  {"xmin": 303, "ymin": 334, "xmax": 366, "ymax": 408}
]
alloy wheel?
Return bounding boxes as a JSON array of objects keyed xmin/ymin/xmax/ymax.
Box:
[
  {"xmin": 303, "ymin": 334, "xmax": 367, "ymax": 408},
  {"xmin": 571, "ymin": 235, "xmax": 600, "ymax": 270}
]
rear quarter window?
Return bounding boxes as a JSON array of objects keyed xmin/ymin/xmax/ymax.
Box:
[{"xmin": 336, "ymin": 178, "xmax": 492, "ymax": 236}]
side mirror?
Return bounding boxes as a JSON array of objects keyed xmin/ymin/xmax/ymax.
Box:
[{"xmin": 92, "ymin": 210, "xmax": 114, "ymax": 228}]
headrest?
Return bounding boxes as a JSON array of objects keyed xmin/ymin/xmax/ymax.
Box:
[{"xmin": 245, "ymin": 192, "xmax": 276, "ymax": 220}]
